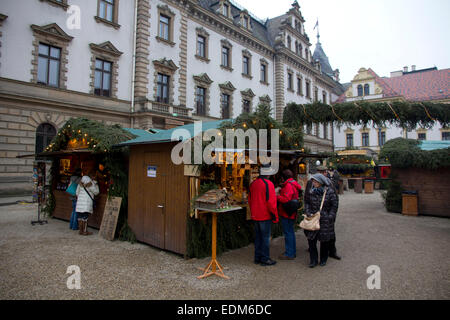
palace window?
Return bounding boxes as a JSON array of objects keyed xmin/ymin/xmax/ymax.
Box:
[
  {"xmin": 242, "ymin": 99, "xmax": 251, "ymax": 114},
  {"xmin": 37, "ymin": 43, "xmax": 61, "ymax": 87},
  {"xmin": 297, "ymin": 77, "xmax": 302, "ymax": 95},
  {"xmin": 156, "ymin": 73, "xmax": 170, "ymax": 104},
  {"xmin": 159, "ymin": 15, "xmax": 170, "ymax": 41},
  {"xmin": 357, "ymin": 84, "xmax": 363, "ymax": 96},
  {"xmin": 99, "ymin": 0, "xmax": 115, "ymax": 22},
  {"xmin": 260, "ymin": 59, "xmax": 268, "ymax": 84},
  {"xmin": 286, "ymin": 36, "xmax": 291, "ymax": 50},
  {"xmin": 221, "ymin": 46, "xmax": 230, "ymax": 68},
  {"xmin": 287, "ymin": 72, "xmax": 293, "ymax": 91},
  {"xmin": 197, "ymin": 35, "xmax": 206, "ymax": 58},
  {"xmin": 196, "ymin": 87, "xmax": 206, "ymax": 116},
  {"xmin": 378, "ymin": 130, "xmax": 386, "ymax": 146},
  {"xmin": 221, "ymin": 93, "xmax": 230, "ymax": 119},
  {"xmin": 418, "ymin": 132, "xmax": 426, "ymax": 140},
  {"xmin": 305, "ymin": 81, "xmax": 311, "ymax": 98},
  {"xmin": 364, "ymin": 84, "xmax": 370, "ymax": 95},
  {"xmin": 362, "ymin": 132, "xmax": 369, "ymax": 147},
  {"xmin": 241, "ymin": 50, "xmax": 253, "ymax": 78},
  {"xmin": 35, "ymin": 123, "xmax": 56, "ymax": 156},
  {"xmin": 442, "ymin": 131, "xmax": 450, "ymax": 141},
  {"xmin": 94, "ymin": 59, "xmax": 112, "ymax": 97},
  {"xmin": 346, "ymin": 133, "xmax": 354, "ymax": 147}
]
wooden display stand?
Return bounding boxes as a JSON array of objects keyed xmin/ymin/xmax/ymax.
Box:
[{"xmin": 196, "ymin": 206, "xmax": 242, "ymax": 280}]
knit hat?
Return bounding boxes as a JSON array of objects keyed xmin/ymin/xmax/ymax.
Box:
[{"xmin": 311, "ymin": 173, "xmax": 329, "ymax": 186}]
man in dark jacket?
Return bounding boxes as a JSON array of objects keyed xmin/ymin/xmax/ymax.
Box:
[
  {"xmin": 277, "ymin": 169, "xmax": 302, "ymax": 260},
  {"xmin": 248, "ymin": 165, "xmax": 279, "ymax": 266}
]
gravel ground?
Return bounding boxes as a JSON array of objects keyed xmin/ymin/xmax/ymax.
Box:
[{"xmin": 0, "ymin": 191, "xmax": 449, "ymax": 300}]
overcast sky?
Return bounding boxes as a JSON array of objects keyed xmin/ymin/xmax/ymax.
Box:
[{"xmin": 233, "ymin": 0, "xmax": 450, "ymax": 84}]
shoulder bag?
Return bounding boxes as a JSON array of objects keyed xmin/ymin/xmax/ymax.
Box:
[{"xmin": 299, "ymin": 187, "xmax": 327, "ymax": 231}]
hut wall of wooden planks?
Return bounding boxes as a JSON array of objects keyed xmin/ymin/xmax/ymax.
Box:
[
  {"xmin": 128, "ymin": 142, "xmax": 189, "ymax": 255},
  {"xmin": 392, "ymin": 167, "xmax": 450, "ymax": 218}
]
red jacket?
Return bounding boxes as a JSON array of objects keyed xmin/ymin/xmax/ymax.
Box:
[
  {"xmin": 277, "ymin": 178, "xmax": 302, "ymax": 219},
  {"xmin": 248, "ymin": 177, "xmax": 278, "ymax": 222}
]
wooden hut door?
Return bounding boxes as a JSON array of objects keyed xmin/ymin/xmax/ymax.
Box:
[{"xmin": 143, "ymin": 152, "xmax": 167, "ymax": 249}]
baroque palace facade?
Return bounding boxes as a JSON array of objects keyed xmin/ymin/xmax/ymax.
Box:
[
  {"xmin": 333, "ymin": 66, "xmax": 450, "ymax": 153},
  {"xmin": 0, "ymin": 0, "xmax": 341, "ymax": 193}
]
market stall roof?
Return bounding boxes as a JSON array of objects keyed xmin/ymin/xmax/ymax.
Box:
[
  {"xmin": 337, "ymin": 149, "xmax": 372, "ymax": 157},
  {"xmin": 16, "ymin": 128, "xmax": 154, "ymax": 159},
  {"xmin": 116, "ymin": 120, "xmax": 226, "ymax": 147},
  {"xmin": 419, "ymin": 140, "xmax": 450, "ymax": 151}
]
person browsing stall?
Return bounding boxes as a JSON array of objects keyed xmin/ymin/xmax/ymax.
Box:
[
  {"xmin": 277, "ymin": 169, "xmax": 302, "ymax": 260},
  {"xmin": 248, "ymin": 164, "xmax": 279, "ymax": 266},
  {"xmin": 75, "ymin": 171, "xmax": 99, "ymax": 236}
]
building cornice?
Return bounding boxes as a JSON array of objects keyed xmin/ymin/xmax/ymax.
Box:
[
  {"xmin": 0, "ymin": 78, "xmax": 131, "ymax": 117},
  {"xmin": 167, "ymin": 0, "xmax": 275, "ymax": 59}
]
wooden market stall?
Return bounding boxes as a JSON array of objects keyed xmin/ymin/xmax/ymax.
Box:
[
  {"xmin": 119, "ymin": 120, "xmax": 328, "ymax": 257},
  {"xmin": 33, "ymin": 118, "xmax": 153, "ymax": 231},
  {"xmin": 381, "ymin": 139, "xmax": 450, "ymax": 218}
]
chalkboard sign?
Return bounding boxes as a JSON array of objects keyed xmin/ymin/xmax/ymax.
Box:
[{"xmin": 99, "ymin": 197, "xmax": 122, "ymax": 241}]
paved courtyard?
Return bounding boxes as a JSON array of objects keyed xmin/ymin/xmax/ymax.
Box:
[{"xmin": 0, "ymin": 191, "xmax": 449, "ymax": 300}]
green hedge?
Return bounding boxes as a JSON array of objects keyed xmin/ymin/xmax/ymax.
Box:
[{"xmin": 379, "ymin": 138, "xmax": 450, "ymax": 170}]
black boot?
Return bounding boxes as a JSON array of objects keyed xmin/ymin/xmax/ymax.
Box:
[{"xmin": 309, "ymin": 260, "xmax": 318, "ymax": 268}]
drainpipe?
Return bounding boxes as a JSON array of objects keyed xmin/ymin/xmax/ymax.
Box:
[{"xmin": 130, "ymin": 0, "xmax": 138, "ymax": 128}]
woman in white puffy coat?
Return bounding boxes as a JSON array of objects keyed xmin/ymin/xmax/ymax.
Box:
[{"xmin": 76, "ymin": 174, "xmax": 99, "ymax": 235}]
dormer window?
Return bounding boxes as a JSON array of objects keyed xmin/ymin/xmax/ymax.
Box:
[
  {"xmin": 222, "ymin": 3, "xmax": 230, "ymax": 17},
  {"xmin": 240, "ymin": 11, "xmax": 251, "ymax": 31}
]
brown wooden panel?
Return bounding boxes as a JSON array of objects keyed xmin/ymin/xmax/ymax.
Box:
[
  {"xmin": 52, "ymin": 190, "xmax": 107, "ymax": 228},
  {"xmin": 53, "ymin": 190, "xmax": 73, "ymax": 221},
  {"xmin": 128, "ymin": 146, "xmax": 144, "ymax": 241},
  {"xmin": 164, "ymin": 143, "xmax": 188, "ymax": 255}
]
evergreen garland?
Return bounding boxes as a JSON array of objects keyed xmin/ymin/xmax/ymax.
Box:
[{"xmin": 283, "ymin": 101, "xmax": 450, "ymax": 130}]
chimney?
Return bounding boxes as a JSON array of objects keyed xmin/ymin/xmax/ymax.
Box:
[
  {"xmin": 411, "ymin": 65, "xmax": 416, "ymax": 71},
  {"xmin": 403, "ymin": 66, "xmax": 408, "ymax": 73}
]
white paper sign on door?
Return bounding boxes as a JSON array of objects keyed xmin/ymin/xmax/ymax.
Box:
[{"xmin": 147, "ymin": 165, "xmax": 157, "ymax": 178}]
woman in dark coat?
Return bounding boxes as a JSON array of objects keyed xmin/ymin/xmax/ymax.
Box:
[{"xmin": 303, "ymin": 173, "xmax": 338, "ymax": 268}]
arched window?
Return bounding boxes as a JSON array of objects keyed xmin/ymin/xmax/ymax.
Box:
[
  {"xmin": 295, "ymin": 41, "xmax": 298, "ymax": 54},
  {"xmin": 35, "ymin": 123, "xmax": 56, "ymax": 156},
  {"xmin": 364, "ymin": 84, "xmax": 370, "ymax": 95},
  {"xmin": 357, "ymin": 84, "xmax": 363, "ymax": 96},
  {"xmin": 286, "ymin": 36, "xmax": 291, "ymax": 50},
  {"xmin": 305, "ymin": 48, "xmax": 308, "ymax": 61},
  {"xmin": 298, "ymin": 43, "xmax": 303, "ymax": 58}
]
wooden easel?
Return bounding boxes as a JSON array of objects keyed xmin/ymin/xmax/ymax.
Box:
[{"xmin": 196, "ymin": 206, "xmax": 242, "ymax": 280}]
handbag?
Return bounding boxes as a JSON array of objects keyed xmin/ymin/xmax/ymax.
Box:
[
  {"xmin": 65, "ymin": 181, "xmax": 78, "ymax": 196},
  {"xmin": 299, "ymin": 188, "xmax": 327, "ymax": 231}
]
